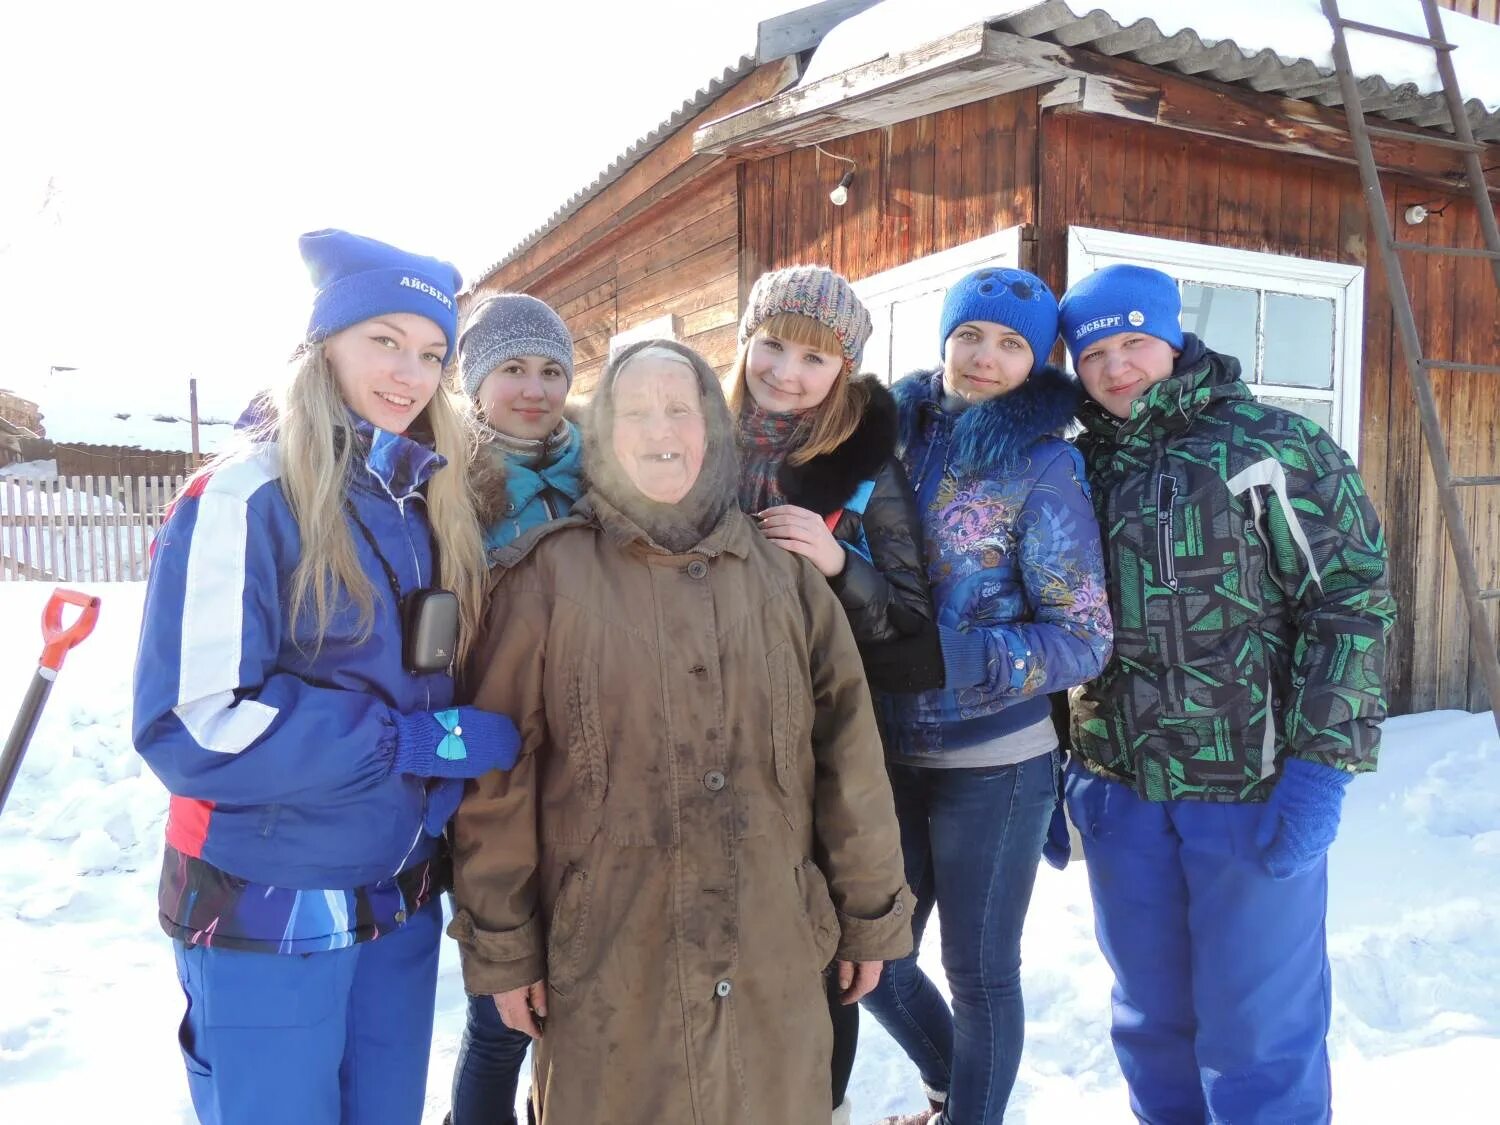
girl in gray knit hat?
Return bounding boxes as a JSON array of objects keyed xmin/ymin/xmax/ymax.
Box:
[
  {"xmin": 459, "ymin": 292, "xmax": 585, "ymax": 559},
  {"xmin": 450, "ymin": 291, "xmax": 584, "ymax": 1125}
]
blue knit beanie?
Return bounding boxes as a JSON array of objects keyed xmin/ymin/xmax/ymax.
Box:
[
  {"xmin": 1059, "ymin": 264, "xmax": 1183, "ymax": 363},
  {"xmin": 459, "ymin": 293, "xmax": 575, "ymax": 399},
  {"xmin": 939, "ymin": 267, "xmax": 1059, "ymax": 374},
  {"xmin": 300, "ymin": 229, "xmax": 462, "ymax": 365}
]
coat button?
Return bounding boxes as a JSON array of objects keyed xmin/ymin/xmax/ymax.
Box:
[
  {"xmin": 703, "ymin": 769, "xmax": 726, "ymax": 792},
  {"xmin": 1013, "ymin": 658, "xmax": 1026, "ymax": 670},
  {"xmin": 394, "ymin": 910, "xmax": 407, "ymax": 924},
  {"xmin": 687, "ymin": 560, "xmax": 709, "ymax": 579},
  {"xmin": 714, "ymin": 979, "xmax": 732, "ymax": 998},
  {"xmin": 893, "ymin": 900, "xmax": 905, "ymax": 916}
]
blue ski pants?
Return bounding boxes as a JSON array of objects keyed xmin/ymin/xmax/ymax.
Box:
[
  {"xmin": 1065, "ymin": 763, "xmax": 1333, "ymax": 1125},
  {"xmin": 172, "ymin": 898, "xmax": 442, "ymax": 1125}
]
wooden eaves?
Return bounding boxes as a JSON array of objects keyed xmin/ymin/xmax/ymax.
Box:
[
  {"xmin": 694, "ymin": 20, "xmax": 1499, "ymax": 198},
  {"xmin": 693, "ymin": 24, "xmax": 1073, "ymax": 157}
]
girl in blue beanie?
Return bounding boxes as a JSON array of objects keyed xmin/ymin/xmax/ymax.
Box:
[
  {"xmin": 1059, "ymin": 263, "xmax": 1395, "ymax": 1124},
  {"xmin": 448, "ymin": 292, "xmax": 584, "ymax": 1125},
  {"xmin": 133, "ymin": 229, "xmax": 521, "ymax": 1125},
  {"xmin": 862, "ymin": 266, "xmax": 1113, "ymax": 1125}
]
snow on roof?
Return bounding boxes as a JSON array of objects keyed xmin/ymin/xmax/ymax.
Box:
[{"xmin": 802, "ymin": 0, "xmax": 1500, "ymax": 119}]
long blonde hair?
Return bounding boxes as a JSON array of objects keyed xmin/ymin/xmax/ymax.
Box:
[
  {"xmin": 725, "ymin": 312, "xmax": 870, "ymax": 466},
  {"xmin": 191, "ymin": 344, "xmax": 487, "ymax": 663}
]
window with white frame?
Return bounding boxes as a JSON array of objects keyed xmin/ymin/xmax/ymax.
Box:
[
  {"xmin": 851, "ymin": 228, "xmax": 1023, "ymax": 385},
  {"xmin": 1067, "ymin": 227, "xmax": 1365, "ymax": 457}
]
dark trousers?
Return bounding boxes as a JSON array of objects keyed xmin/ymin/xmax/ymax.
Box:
[
  {"xmin": 827, "ymin": 968, "xmax": 858, "ymax": 1108},
  {"xmin": 450, "ymin": 991, "xmax": 531, "ymax": 1125},
  {"xmin": 861, "ymin": 752, "xmax": 1058, "ymax": 1124}
]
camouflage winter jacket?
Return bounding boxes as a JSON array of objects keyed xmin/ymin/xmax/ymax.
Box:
[{"xmin": 1072, "ymin": 336, "xmax": 1396, "ymax": 802}]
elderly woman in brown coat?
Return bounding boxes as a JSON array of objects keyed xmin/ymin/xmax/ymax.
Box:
[{"xmin": 449, "ymin": 339, "xmax": 914, "ymax": 1125}]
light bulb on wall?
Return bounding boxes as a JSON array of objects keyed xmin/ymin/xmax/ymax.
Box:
[{"xmin": 829, "ymin": 170, "xmax": 854, "ymax": 207}]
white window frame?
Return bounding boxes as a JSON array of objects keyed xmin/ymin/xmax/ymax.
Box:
[
  {"xmin": 852, "ymin": 227, "xmax": 1024, "ymax": 385},
  {"xmin": 1066, "ymin": 226, "xmax": 1364, "ymax": 459}
]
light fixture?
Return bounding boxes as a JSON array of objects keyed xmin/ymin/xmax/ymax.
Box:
[
  {"xmin": 829, "ymin": 170, "xmax": 854, "ymax": 207},
  {"xmin": 815, "ymin": 143, "xmax": 858, "ymax": 207}
]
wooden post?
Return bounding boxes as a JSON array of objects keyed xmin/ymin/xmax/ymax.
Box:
[{"xmin": 189, "ymin": 377, "xmax": 201, "ymax": 462}]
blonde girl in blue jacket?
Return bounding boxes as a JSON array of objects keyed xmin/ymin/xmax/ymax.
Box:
[{"xmin": 133, "ymin": 230, "xmax": 520, "ymax": 1125}]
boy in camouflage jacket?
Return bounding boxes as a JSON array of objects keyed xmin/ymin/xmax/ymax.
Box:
[{"xmin": 1059, "ymin": 264, "xmax": 1395, "ymax": 1125}]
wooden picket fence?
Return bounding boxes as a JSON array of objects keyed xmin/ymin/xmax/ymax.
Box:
[{"xmin": 0, "ymin": 474, "xmax": 186, "ymax": 582}]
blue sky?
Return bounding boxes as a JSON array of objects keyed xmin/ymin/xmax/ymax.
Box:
[{"xmin": 1, "ymin": 0, "xmax": 791, "ymax": 418}]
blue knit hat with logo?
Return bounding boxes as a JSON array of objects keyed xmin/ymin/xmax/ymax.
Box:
[
  {"xmin": 300, "ymin": 229, "xmax": 462, "ymax": 365},
  {"xmin": 1059, "ymin": 263, "xmax": 1183, "ymax": 363},
  {"xmin": 459, "ymin": 293, "xmax": 575, "ymax": 399},
  {"xmin": 939, "ymin": 267, "xmax": 1059, "ymax": 374}
]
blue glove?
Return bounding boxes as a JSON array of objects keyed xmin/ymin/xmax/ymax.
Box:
[
  {"xmin": 391, "ymin": 707, "xmax": 520, "ymax": 781},
  {"xmin": 1254, "ymin": 758, "xmax": 1352, "ymax": 880}
]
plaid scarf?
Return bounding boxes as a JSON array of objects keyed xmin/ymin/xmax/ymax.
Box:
[{"xmin": 736, "ymin": 402, "xmax": 808, "ymax": 515}]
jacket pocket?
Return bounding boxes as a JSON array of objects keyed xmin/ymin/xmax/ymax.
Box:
[
  {"xmin": 545, "ymin": 864, "xmax": 593, "ymax": 997},
  {"xmin": 792, "ymin": 860, "xmax": 842, "ymax": 970},
  {"xmin": 766, "ymin": 643, "xmax": 797, "ymax": 794},
  {"xmin": 566, "ymin": 663, "xmax": 608, "ymax": 810}
]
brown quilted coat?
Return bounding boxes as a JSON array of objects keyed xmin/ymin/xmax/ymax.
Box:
[{"xmin": 450, "ymin": 492, "xmax": 913, "ymax": 1125}]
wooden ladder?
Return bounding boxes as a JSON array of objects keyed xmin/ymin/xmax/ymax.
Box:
[{"xmin": 1321, "ymin": 0, "xmax": 1500, "ymax": 733}]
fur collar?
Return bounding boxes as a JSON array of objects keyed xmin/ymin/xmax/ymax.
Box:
[
  {"xmin": 776, "ymin": 376, "xmax": 898, "ymax": 517},
  {"xmin": 892, "ymin": 365, "xmax": 1081, "ymax": 477}
]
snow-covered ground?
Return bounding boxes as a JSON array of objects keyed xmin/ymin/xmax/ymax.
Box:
[{"xmin": 2, "ymin": 581, "xmax": 1497, "ymax": 1123}]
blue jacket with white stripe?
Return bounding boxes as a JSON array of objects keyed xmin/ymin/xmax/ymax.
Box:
[{"xmin": 133, "ymin": 428, "xmax": 517, "ymax": 894}]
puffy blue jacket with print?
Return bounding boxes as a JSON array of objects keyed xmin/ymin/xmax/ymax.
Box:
[
  {"xmin": 133, "ymin": 427, "xmax": 520, "ymax": 895},
  {"xmin": 883, "ymin": 367, "xmax": 1113, "ymax": 756}
]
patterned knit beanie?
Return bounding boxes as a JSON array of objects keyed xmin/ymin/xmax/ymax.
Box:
[
  {"xmin": 939, "ymin": 267, "xmax": 1059, "ymax": 374},
  {"xmin": 459, "ymin": 293, "xmax": 575, "ymax": 399},
  {"xmin": 739, "ymin": 266, "xmax": 873, "ymax": 370},
  {"xmin": 1059, "ymin": 263, "xmax": 1184, "ymax": 364},
  {"xmin": 300, "ymin": 229, "xmax": 461, "ymax": 365}
]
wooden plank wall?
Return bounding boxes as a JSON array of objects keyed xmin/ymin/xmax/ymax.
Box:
[
  {"xmin": 1439, "ymin": 0, "xmax": 1500, "ymax": 23},
  {"xmin": 740, "ymin": 89, "xmax": 1038, "ymax": 286},
  {"xmin": 467, "ymin": 166, "xmax": 738, "ymax": 393},
  {"xmin": 1035, "ymin": 108, "xmax": 1499, "ymax": 714}
]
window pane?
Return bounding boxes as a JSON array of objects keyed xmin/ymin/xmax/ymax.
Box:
[
  {"xmin": 863, "ymin": 308, "xmax": 892, "ymax": 384},
  {"xmin": 1179, "ymin": 282, "xmax": 1259, "ymax": 379},
  {"xmin": 1263, "ymin": 293, "xmax": 1334, "ymax": 388},
  {"xmin": 887, "ymin": 289, "xmax": 948, "ymax": 382},
  {"xmin": 1254, "ymin": 393, "xmax": 1333, "ymax": 433}
]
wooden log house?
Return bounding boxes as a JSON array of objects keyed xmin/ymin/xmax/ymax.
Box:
[{"xmin": 466, "ymin": 0, "xmax": 1500, "ymax": 715}]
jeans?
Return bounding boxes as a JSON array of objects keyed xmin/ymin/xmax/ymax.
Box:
[
  {"xmin": 173, "ymin": 898, "xmax": 442, "ymax": 1125},
  {"xmin": 451, "ymin": 991, "xmax": 531, "ymax": 1125},
  {"xmin": 861, "ymin": 750, "xmax": 1058, "ymax": 1124},
  {"xmin": 1065, "ymin": 762, "xmax": 1333, "ymax": 1125}
]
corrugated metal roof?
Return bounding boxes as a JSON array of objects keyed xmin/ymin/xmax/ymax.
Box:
[
  {"xmin": 994, "ymin": 1, "xmax": 1500, "ymax": 139},
  {"xmin": 471, "ymin": 55, "xmax": 760, "ymax": 288}
]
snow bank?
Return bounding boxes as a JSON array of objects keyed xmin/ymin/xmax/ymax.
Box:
[
  {"xmin": 802, "ymin": 0, "xmax": 1500, "ymax": 113},
  {"xmin": 1, "ymin": 581, "xmax": 1497, "ymax": 1122}
]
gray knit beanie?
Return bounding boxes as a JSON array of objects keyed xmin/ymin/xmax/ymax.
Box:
[
  {"xmin": 459, "ymin": 292, "xmax": 575, "ymax": 399},
  {"xmin": 738, "ymin": 265, "xmax": 873, "ymax": 371}
]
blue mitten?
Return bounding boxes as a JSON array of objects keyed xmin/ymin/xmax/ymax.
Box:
[
  {"xmin": 1254, "ymin": 758, "xmax": 1352, "ymax": 880},
  {"xmin": 392, "ymin": 707, "xmax": 520, "ymax": 780}
]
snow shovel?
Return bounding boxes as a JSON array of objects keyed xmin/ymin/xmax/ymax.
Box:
[{"xmin": 0, "ymin": 588, "xmax": 101, "ymax": 818}]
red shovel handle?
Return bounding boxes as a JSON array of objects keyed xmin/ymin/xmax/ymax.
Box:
[{"xmin": 40, "ymin": 588, "xmax": 101, "ymax": 672}]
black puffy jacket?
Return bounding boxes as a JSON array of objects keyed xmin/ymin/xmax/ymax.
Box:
[{"xmin": 773, "ymin": 378, "xmax": 934, "ymax": 648}]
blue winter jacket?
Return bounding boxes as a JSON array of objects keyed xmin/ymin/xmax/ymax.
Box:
[
  {"xmin": 134, "ymin": 427, "xmax": 520, "ymax": 893},
  {"xmin": 883, "ymin": 368, "xmax": 1113, "ymax": 756},
  {"xmin": 479, "ymin": 421, "xmax": 585, "ymax": 556}
]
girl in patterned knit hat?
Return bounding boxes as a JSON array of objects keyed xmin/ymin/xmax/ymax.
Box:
[{"xmin": 728, "ymin": 265, "xmax": 938, "ymax": 1125}]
